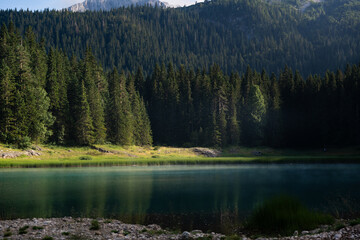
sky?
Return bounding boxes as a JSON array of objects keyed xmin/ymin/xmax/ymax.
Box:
[{"xmin": 0, "ymin": 0, "xmax": 203, "ymax": 10}]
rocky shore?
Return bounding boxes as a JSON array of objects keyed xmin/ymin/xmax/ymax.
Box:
[
  {"xmin": 0, "ymin": 218, "xmax": 224, "ymax": 240},
  {"xmin": 1, "ymin": 218, "xmax": 360, "ymax": 240}
]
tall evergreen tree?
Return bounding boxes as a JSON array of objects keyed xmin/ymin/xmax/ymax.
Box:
[
  {"xmin": 81, "ymin": 48, "xmax": 107, "ymax": 143},
  {"xmin": 107, "ymin": 69, "xmax": 133, "ymax": 145},
  {"xmin": 76, "ymin": 80, "xmax": 94, "ymax": 145},
  {"xmin": 244, "ymin": 85, "xmax": 266, "ymax": 146}
]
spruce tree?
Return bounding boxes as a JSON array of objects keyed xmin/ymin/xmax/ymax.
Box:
[
  {"xmin": 245, "ymin": 85, "xmax": 266, "ymax": 146},
  {"xmin": 107, "ymin": 69, "xmax": 133, "ymax": 145},
  {"xmin": 81, "ymin": 49, "xmax": 107, "ymax": 143},
  {"xmin": 76, "ymin": 80, "xmax": 94, "ymax": 145},
  {"xmin": 0, "ymin": 60, "xmax": 15, "ymax": 142}
]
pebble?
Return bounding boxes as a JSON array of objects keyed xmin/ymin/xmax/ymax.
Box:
[
  {"xmin": 334, "ymin": 233, "xmax": 342, "ymax": 239},
  {"xmin": 181, "ymin": 231, "xmax": 191, "ymax": 239},
  {"xmin": 0, "ymin": 218, "xmax": 225, "ymax": 240},
  {"xmin": 1, "ymin": 218, "xmax": 360, "ymax": 240}
]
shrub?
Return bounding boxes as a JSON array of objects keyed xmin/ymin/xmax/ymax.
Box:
[
  {"xmin": 17, "ymin": 136, "xmax": 32, "ymax": 149},
  {"xmin": 79, "ymin": 156, "xmax": 92, "ymax": 160},
  {"xmin": 90, "ymin": 220, "xmax": 100, "ymax": 230},
  {"xmin": 349, "ymin": 218, "xmax": 360, "ymax": 226},
  {"xmin": 32, "ymin": 226, "xmax": 44, "ymax": 230},
  {"xmin": 42, "ymin": 236, "xmax": 53, "ymax": 240},
  {"xmin": 224, "ymin": 235, "xmax": 241, "ymax": 240},
  {"xmin": 334, "ymin": 223, "xmax": 345, "ymax": 231},
  {"xmin": 244, "ymin": 195, "xmax": 334, "ymax": 236},
  {"xmin": 69, "ymin": 235, "xmax": 87, "ymax": 240},
  {"xmin": 19, "ymin": 225, "xmax": 29, "ymax": 235}
]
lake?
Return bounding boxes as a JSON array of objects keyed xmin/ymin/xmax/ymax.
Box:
[{"xmin": 1, "ymin": 164, "xmax": 360, "ymax": 233}]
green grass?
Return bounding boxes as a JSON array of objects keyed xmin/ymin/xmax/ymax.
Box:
[
  {"xmin": 3, "ymin": 231, "xmax": 12, "ymax": 237},
  {"xmin": 32, "ymin": 226, "xmax": 44, "ymax": 230},
  {"xmin": 0, "ymin": 144, "xmax": 359, "ymax": 168},
  {"xmin": 89, "ymin": 220, "xmax": 100, "ymax": 230},
  {"xmin": 42, "ymin": 236, "xmax": 53, "ymax": 240},
  {"xmin": 220, "ymin": 235, "xmax": 241, "ymax": 240},
  {"xmin": 350, "ymin": 218, "xmax": 360, "ymax": 226},
  {"xmin": 147, "ymin": 229, "xmax": 167, "ymax": 235},
  {"xmin": 334, "ymin": 223, "xmax": 346, "ymax": 231},
  {"xmin": 1, "ymin": 155, "xmax": 359, "ymax": 168},
  {"xmin": 69, "ymin": 235, "xmax": 87, "ymax": 240},
  {"xmin": 18, "ymin": 225, "xmax": 29, "ymax": 235},
  {"xmin": 244, "ymin": 195, "xmax": 334, "ymax": 236}
]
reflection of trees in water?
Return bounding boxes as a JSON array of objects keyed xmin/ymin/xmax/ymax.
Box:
[
  {"xmin": 13, "ymin": 172, "xmax": 154, "ymax": 221},
  {"xmin": 213, "ymin": 172, "xmax": 243, "ymax": 234},
  {"xmin": 106, "ymin": 174, "xmax": 154, "ymax": 223}
]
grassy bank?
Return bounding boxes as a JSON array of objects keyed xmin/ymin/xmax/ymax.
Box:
[{"xmin": 1, "ymin": 144, "xmax": 360, "ymax": 168}]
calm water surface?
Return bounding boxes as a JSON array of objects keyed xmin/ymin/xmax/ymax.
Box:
[{"xmin": 1, "ymin": 164, "xmax": 360, "ymax": 233}]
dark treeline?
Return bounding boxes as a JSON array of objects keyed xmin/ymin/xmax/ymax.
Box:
[
  {"xmin": 145, "ymin": 63, "xmax": 360, "ymax": 148},
  {"xmin": 0, "ymin": 0, "xmax": 360, "ymax": 76},
  {"xmin": 1, "ymin": 25, "xmax": 360, "ymax": 148}
]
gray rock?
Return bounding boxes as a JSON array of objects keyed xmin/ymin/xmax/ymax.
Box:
[
  {"xmin": 26, "ymin": 149, "xmax": 41, "ymax": 156},
  {"xmin": 293, "ymin": 230, "xmax": 298, "ymax": 236},
  {"xmin": 301, "ymin": 230, "xmax": 309, "ymax": 235},
  {"xmin": 334, "ymin": 233, "xmax": 342, "ymax": 240},
  {"xmin": 191, "ymin": 147, "xmax": 220, "ymax": 157},
  {"xmin": 181, "ymin": 231, "xmax": 191, "ymax": 239}
]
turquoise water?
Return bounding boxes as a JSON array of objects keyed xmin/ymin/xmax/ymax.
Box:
[{"xmin": 1, "ymin": 164, "xmax": 360, "ymax": 232}]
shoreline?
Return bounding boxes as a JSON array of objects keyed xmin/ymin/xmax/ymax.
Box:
[
  {"xmin": 1, "ymin": 217, "xmax": 359, "ymax": 240},
  {"xmin": 0, "ymin": 217, "xmax": 224, "ymax": 240},
  {"xmin": 1, "ymin": 144, "xmax": 360, "ymax": 168},
  {"xmin": 1, "ymin": 156, "xmax": 360, "ymax": 168}
]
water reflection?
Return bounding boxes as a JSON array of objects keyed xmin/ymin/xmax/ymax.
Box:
[{"xmin": 1, "ymin": 165, "xmax": 360, "ymax": 233}]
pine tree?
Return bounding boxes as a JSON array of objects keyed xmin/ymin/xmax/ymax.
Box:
[
  {"xmin": 245, "ymin": 85, "xmax": 266, "ymax": 146},
  {"xmin": 81, "ymin": 48, "xmax": 107, "ymax": 143},
  {"xmin": 0, "ymin": 60, "xmax": 15, "ymax": 142},
  {"xmin": 76, "ymin": 80, "xmax": 94, "ymax": 145},
  {"xmin": 127, "ymin": 74, "xmax": 153, "ymax": 146},
  {"xmin": 107, "ymin": 69, "xmax": 133, "ymax": 145},
  {"xmin": 227, "ymin": 86, "xmax": 240, "ymax": 145},
  {"xmin": 265, "ymin": 73, "xmax": 282, "ymax": 146}
]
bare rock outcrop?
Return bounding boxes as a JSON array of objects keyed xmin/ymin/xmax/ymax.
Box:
[{"xmin": 191, "ymin": 147, "xmax": 221, "ymax": 157}]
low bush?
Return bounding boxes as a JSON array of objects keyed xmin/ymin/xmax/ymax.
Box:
[
  {"xmin": 42, "ymin": 236, "xmax": 53, "ymax": 240},
  {"xmin": 334, "ymin": 223, "xmax": 345, "ymax": 231},
  {"xmin": 349, "ymin": 218, "xmax": 360, "ymax": 226},
  {"xmin": 18, "ymin": 225, "xmax": 29, "ymax": 235},
  {"xmin": 89, "ymin": 220, "xmax": 100, "ymax": 230},
  {"xmin": 244, "ymin": 195, "xmax": 334, "ymax": 236},
  {"xmin": 32, "ymin": 226, "xmax": 44, "ymax": 230},
  {"xmin": 79, "ymin": 156, "xmax": 92, "ymax": 160}
]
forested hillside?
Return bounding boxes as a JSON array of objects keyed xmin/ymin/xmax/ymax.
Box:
[
  {"xmin": 0, "ymin": 25, "xmax": 152, "ymax": 147},
  {"xmin": 0, "ymin": 0, "xmax": 359, "ymax": 76},
  {"xmin": 1, "ymin": 25, "xmax": 359, "ymax": 148}
]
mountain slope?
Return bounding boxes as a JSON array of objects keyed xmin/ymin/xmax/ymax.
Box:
[
  {"xmin": 68, "ymin": 0, "xmax": 168, "ymax": 12},
  {"xmin": 0, "ymin": 0, "xmax": 359, "ymax": 75}
]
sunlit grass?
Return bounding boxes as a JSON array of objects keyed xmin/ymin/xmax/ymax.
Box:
[{"xmin": 0, "ymin": 143, "xmax": 360, "ymax": 168}]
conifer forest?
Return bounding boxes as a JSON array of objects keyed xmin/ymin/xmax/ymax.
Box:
[{"xmin": 1, "ymin": 0, "xmax": 360, "ymax": 148}]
